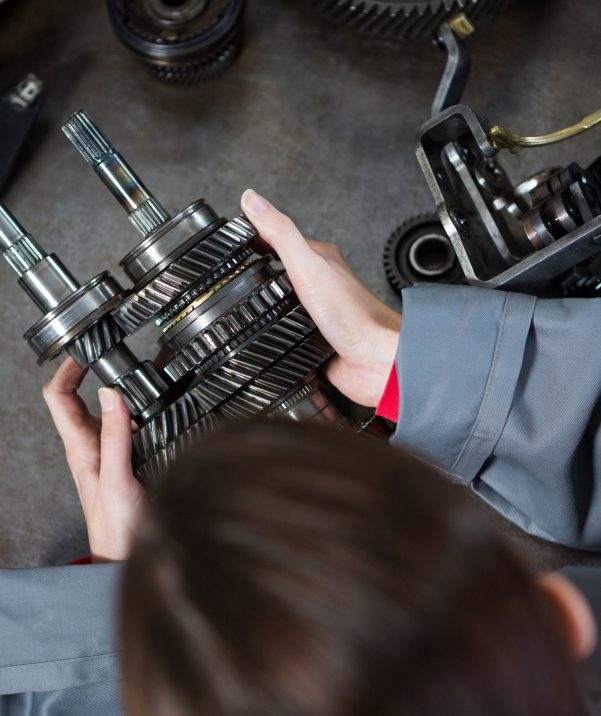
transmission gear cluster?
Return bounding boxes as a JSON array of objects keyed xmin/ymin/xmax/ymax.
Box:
[{"xmin": 0, "ymin": 111, "xmax": 364, "ymax": 488}]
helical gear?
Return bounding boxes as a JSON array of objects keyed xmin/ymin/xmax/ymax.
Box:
[
  {"xmin": 114, "ymin": 249, "xmax": 253, "ymax": 334},
  {"xmin": 134, "ymin": 391, "xmax": 207, "ymax": 464},
  {"xmin": 114, "ymin": 216, "xmax": 256, "ymax": 334},
  {"xmin": 69, "ymin": 317, "xmax": 125, "ymax": 368},
  {"xmin": 188, "ymin": 305, "xmax": 319, "ymax": 414},
  {"xmin": 214, "ymin": 333, "xmax": 333, "ymax": 420},
  {"xmin": 314, "ymin": 0, "xmax": 517, "ymax": 38},
  {"xmin": 135, "ymin": 304, "xmax": 319, "ymax": 463},
  {"xmin": 163, "ymin": 272, "xmax": 294, "ymax": 380}
]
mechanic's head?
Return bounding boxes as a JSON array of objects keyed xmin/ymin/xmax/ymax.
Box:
[{"xmin": 120, "ymin": 420, "xmax": 593, "ymax": 716}]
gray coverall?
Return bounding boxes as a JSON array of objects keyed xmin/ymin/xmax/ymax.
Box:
[{"xmin": 4, "ymin": 284, "xmax": 601, "ymax": 712}]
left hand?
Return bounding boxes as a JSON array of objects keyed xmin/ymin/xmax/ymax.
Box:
[{"xmin": 43, "ymin": 357, "xmax": 145, "ymax": 562}]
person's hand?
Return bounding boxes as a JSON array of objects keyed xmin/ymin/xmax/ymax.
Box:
[
  {"xmin": 241, "ymin": 190, "xmax": 401, "ymax": 407},
  {"xmin": 43, "ymin": 357, "xmax": 145, "ymax": 562}
]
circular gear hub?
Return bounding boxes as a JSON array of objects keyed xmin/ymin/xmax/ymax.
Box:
[
  {"xmin": 107, "ymin": 0, "xmax": 245, "ymax": 84},
  {"xmin": 383, "ymin": 215, "xmax": 464, "ymax": 296},
  {"xmin": 314, "ymin": 0, "xmax": 517, "ymax": 39}
]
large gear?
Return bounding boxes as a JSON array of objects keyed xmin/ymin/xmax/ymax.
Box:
[
  {"xmin": 188, "ymin": 305, "xmax": 318, "ymax": 413},
  {"xmin": 145, "ymin": 31, "xmax": 242, "ymax": 85},
  {"xmin": 163, "ymin": 271, "xmax": 294, "ymax": 380},
  {"xmin": 113, "ymin": 215, "xmax": 256, "ymax": 334},
  {"xmin": 216, "ymin": 332, "xmax": 333, "ymax": 420},
  {"xmin": 135, "ymin": 312, "xmax": 326, "ymax": 464},
  {"xmin": 314, "ymin": 0, "xmax": 517, "ymax": 38}
]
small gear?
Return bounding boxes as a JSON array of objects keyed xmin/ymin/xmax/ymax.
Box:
[
  {"xmin": 69, "ymin": 316, "xmax": 124, "ymax": 368},
  {"xmin": 314, "ymin": 0, "xmax": 517, "ymax": 39},
  {"xmin": 113, "ymin": 360, "xmax": 169, "ymax": 415},
  {"xmin": 134, "ymin": 390, "xmax": 207, "ymax": 463},
  {"xmin": 137, "ymin": 411, "xmax": 222, "ymax": 489},
  {"xmin": 107, "ymin": 0, "xmax": 245, "ymax": 85},
  {"xmin": 383, "ymin": 214, "xmax": 464, "ymax": 297}
]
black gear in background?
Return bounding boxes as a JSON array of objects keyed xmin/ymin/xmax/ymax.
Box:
[
  {"xmin": 383, "ymin": 215, "xmax": 464, "ymax": 296},
  {"xmin": 107, "ymin": 0, "xmax": 245, "ymax": 84},
  {"xmin": 314, "ymin": 0, "xmax": 517, "ymax": 39}
]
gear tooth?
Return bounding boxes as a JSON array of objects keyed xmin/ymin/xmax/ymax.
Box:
[
  {"xmin": 113, "ymin": 217, "xmax": 256, "ymax": 335},
  {"xmin": 144, "ymin": 34, "xmax": 243, "ymax": 84},
  {"xmin": 135, "ymin": 391, "xmax": 208, "ymax": 462},
  {"xmin": 315, "ymin": 0, "xmax": 514, "ymax": 38},
  {"xmin": 69, "ymin": 317, "xmax": 125, "ymax": 367},
  {"xmin": 201, "ymin": 332, "xmax": 333, "ymax": 419},
  {"xmin": 383, "ymin": 214, "xmax": 464, "ymax": 297},
  {"xmin": 165, "ymin": 274, "xmax": 295, "ymax": 379}
]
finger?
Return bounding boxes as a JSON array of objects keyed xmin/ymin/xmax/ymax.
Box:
[
  {"xmin": 43, "ymin": 358, "xmax": 95, "ymax": 445},
  {"xmin": 241, "ymin": 189, "xmax": 323, "ymax": 281},
  {"xmin": 98, "ymin": 388, "xmax": 135, "ymax": 492},
  {"xmin": 43, "ymin": 356, "xmax": 87, "ymax": 398}
]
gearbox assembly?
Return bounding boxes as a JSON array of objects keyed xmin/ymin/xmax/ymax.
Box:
[
  {"xmin": 0, "ymin": 111, "xmax": 355, "ymax": 487},
  {"xmin": 384, "ymin": 13, "xmax": 601, "ymax": 298}
]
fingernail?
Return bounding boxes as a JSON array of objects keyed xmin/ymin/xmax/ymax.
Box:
[
  {"xmin": 242, "ymin": 189, "xmax": 269, "ymax": 215},
  {"xmin": 98, "ymin": 387, "xmax": 115, "ymax": 413}
]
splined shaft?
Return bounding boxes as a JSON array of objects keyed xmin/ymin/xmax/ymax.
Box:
[{"xmin": 62, "ymin": 111, "xmax": 170, "ymax": 237}]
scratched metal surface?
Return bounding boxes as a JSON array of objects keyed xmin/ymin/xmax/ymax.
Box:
[{"xmin": 0, "ymin": 0, "xmax": 600, "ymax": 569}]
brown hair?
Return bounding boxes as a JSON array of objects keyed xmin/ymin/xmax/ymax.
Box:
[{"xmin": 121, "ymin": 420, "xmax": 588, "ymax": 716}]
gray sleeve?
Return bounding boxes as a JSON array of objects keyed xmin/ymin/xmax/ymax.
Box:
[
  {"xmin": 392, "ymin": 284, "xmax": 601, "ymax": 550},
  {"xmin": 0, "ymin": 563, "xmax": 122, "ymax": 714}
]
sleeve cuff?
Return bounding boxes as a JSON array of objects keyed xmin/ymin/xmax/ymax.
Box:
[{"xmin": 391, "ymin": 284, "xmax": 536, "ymax": 480}]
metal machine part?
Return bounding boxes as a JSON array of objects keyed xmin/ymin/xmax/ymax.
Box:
[
  {"xmin": 0, "ymin": 74, "xmax": 44, "ymax": 194},
  {"xmin": 383, "ymin": 214, "xmax": 464, "ymax": 293},
  {"xmin": 107, "ymin": 0, "xmax": 245, "ymax": 84},
  {"xmin": 385, "ymin": 13, "xmax": 601, "ymax": 298},
  {"xmin": 1, "ymin": 111, "xmax": 388, "ymax": 486},
  {"xmin": 314, "ymin": 0, "xmax": 517, "ymax": 39}
]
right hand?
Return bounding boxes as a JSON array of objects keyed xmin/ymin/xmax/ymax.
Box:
[{"xmin": 241, "ymin": 190, "xmax": 401, "ymax": 407}]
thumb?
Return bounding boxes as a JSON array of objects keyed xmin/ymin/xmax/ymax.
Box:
[
  {"xmin": 98, "ymin": 387, "xmax": 134, "ymax": 491},
  {"xmin": 241, "ymin": 189, "xmax": 322, "ymax": 283}
]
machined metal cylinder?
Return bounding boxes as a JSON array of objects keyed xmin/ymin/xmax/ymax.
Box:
[
  {"xmin": 0, "ymin": 203, "xmax": 80, "ymax": 311},
  {"xmin": 62, "ymin": 111, "xmax": 170, "ymax": 237}
]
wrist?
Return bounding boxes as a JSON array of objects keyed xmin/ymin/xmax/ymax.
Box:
[{"xmin": 368, "ymin": 324, "xmax": 400, "ymax": 405}]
